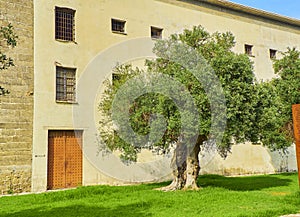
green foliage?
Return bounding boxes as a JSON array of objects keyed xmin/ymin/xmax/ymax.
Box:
[
  {"xmin": 99, "ymin": 26, "xmax": 299, "ymax": 162},
  {"xmin": 0, "ymin": 23, "xmax": 18, "ymax": 47},
  {"xmin": 254, "ymin": 81, "xmax": 293, "ymax": 151},
  {"xmin": 0, "ymin": 23, "xmax": 18, "ymax": 95},
  {"xmin": 147, "ymin": 26, "xmax": 258, "ymax": 156},
  {"xmin": 0, "ymin": 173, "xmax": 299, "ymax": 217},
  {"xmin": 273, "ymin": 47, "xmax": 300, "ymax": 106},
  {"xmin": 251, "ymin": 48, "xmax": 300, "ymax": 152},
  {"xmin": 99, "ymin": 25, "xmax": 259, "ymax": 160},
  {"xmin": 99, "ymin": 65, "xmax": 145, "ymax": 161}
]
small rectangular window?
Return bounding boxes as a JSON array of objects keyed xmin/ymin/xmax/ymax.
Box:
[
  {"xmin": 55, "ymin": 7, "xmax": 75, "ymax": 41},
  {"xmin": 151, "ymin": 26, "xmax": 163, "ymax": 39},
  {"xmin": 111, "ymin": 19, "xmax": 126, "ymax": 33},
  {"xmin": 56, "ymin": 66, "xmax": 76, "ymax": 103},
  {"xmin": 245, "ymin": 44, "xmax": 253, "ymax": 56},
  {"xmin": 270, "ymin": 49, "xmax": 277, "ymax": 59}
]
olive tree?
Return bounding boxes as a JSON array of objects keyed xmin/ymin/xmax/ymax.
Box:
[
  {"xmin": 260, "ymin": 48, "xmax": 300, "ymax": 149},
  {"xmin": 98, "ymin": 26, "xmax": 291, "ymax": 190}
]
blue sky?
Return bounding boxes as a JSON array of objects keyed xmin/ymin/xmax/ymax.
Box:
[{"xmin": 228, "ymin": 0, "xmax": 300, "ymax": 19}]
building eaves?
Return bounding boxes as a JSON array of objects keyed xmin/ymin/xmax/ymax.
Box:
[{"xmin": 200, "ymin": 0, "xmax": 300, "ymax": 28}]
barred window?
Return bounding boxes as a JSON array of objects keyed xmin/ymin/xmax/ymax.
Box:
[
  {"xmin": 151, "ymin": 26, "xmax": 163, "ymax": 39},
  {"xmin": 111, "ymin": 19, "xmax": 126, "ymax": 33},
  {"xmin": 55, "ymin": 7, "xmax": 75, "ymax": 41},
  {"xmin": 56, "ymin": 66, "xmax": 76, "ymax": 103}
]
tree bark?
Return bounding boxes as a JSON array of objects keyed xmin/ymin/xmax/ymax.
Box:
[
  {"xmin": 184, "ymin": 143, "xmax": 201, "ymax": 190},
  {"xmin": 158, "ymin": 136, "xmax": 204, "ymax": 191},
  {"xmin": 158, "ymin": 141, "xmax": 187, "ymax": 191}
]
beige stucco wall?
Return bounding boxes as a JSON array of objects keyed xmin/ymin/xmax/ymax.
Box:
[{"xmin": 32, "ymin": 0, "xmax": 300, "ymax": 192}]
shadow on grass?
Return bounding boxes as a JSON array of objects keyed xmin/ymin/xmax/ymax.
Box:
[
  {"xmin": 197, "ymin": 174, "xmax": 292, "ymax": 191},
  {"xmin": 276, "ymin": 172, "xmax": 297, "ymax": 177},
  {"xmin": 0, "ymin": 203, "xmax": 152, "ymax": 217}
]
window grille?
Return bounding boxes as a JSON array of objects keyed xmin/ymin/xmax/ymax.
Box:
[
  {"xmin": 111, "ymin": 19, "xmax": 126, "ymax": 33},
  {"xmin": 55, "ymin": 7, "xmax": 75, "ymax": 41},
  {"xmin": 56, "ymin": 66, "xmax": 76, "ymax": 102}
]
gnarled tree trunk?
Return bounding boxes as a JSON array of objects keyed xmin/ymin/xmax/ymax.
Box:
[
  {"xmin": 159, "ymin": 136, "xmax": 205, "ymax": 191},
  {"xmin": 159, "ymin": 141, "xmax": 187, "ymax": 191},
  {"xmin": 184, "ymin": 142, "xmax": 201, "ymax": 190},
  {"xmin": 184, "ymin": 135, "xmax": 205, "ymax": 190}
]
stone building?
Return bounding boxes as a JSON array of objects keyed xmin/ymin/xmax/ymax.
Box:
[
  {"xmin": 0, "ymin": 0, "xmax": 34, "ymax": 194},
  {"xmin": 1, "ymin": 0, "xmax": 300, "ymax": 193}
]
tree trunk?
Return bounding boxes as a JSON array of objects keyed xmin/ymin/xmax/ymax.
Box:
[
  {"xmin": 158, "ymin": 136, "xmax": 204, "ymax": 191},
  {"xmin": 158, "ymin": 141, "xmax": 187, "ymax": 191},
  {"xmin": 184, "ymin": 143, "xmax": 201, "ymax": 190}
]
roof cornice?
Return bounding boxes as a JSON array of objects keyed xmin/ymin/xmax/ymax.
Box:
[{"xmin": 200, "ymin": 0, "xmax": 300, "ymax": 28}]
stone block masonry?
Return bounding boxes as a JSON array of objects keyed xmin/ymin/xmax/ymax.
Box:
[{"xmin": 0, "ymin": 0, "xmax": 33, "ymax": 194}]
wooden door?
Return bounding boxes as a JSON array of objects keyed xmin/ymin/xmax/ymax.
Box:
[{"xmin": 47, "ymin": 130, "xmax": 83, "ymax": 190}]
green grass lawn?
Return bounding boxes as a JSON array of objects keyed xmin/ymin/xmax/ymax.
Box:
[{"xmin": 0, "ymin": 173, "xmax": 299, "ymax": 217}]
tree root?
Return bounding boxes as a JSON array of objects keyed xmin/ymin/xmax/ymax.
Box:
[{"xmin": 155, "ymin": 179, "xmax": 183, "ymax": 191}]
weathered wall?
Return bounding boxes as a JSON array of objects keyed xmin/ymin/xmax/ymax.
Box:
[
  {"xmin": 0, "ymin": 0, "xmax": 33, "ymax": 194},
  {"xmin": 200, "ymin": 143, "xmax": 298, "ymax": 176}
]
